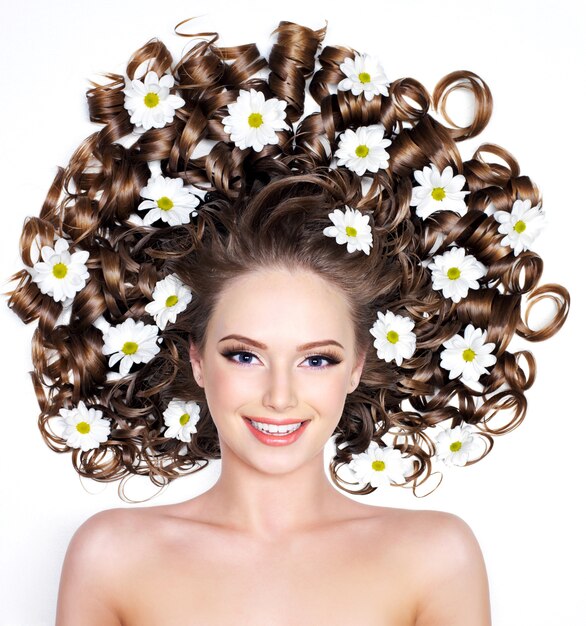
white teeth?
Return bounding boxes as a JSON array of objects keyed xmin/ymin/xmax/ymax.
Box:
[{"xmin": 250, "ymin": 420, "xmax": 303, "ymax": 435}]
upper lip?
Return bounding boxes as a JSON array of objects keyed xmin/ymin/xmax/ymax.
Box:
[{"xmin": 245, "ymin": 416, "xmax": 308, "ymax": 425}]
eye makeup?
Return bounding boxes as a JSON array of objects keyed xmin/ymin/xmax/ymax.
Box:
[{"xmin": 219, "ymin": 342, "xmax": 343, "ymax": 369}]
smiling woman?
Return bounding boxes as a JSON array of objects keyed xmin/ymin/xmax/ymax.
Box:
[
  {"xmin": 4, "ymin": 17, "xmax": 568, "ymax": 626},
  {"xmin": 187, "ymin": 267, "xmax": 365, "ymax": 469}
]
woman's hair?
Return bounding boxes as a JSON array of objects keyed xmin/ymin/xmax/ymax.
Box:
[{"xmin": 5, "ymin": 20, "xmax": 569, "ymax": 500}]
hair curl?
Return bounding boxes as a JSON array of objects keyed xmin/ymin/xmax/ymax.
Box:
[{"xmin": 5, "ymin": 20, "xmax": 569, "ymax": 500}]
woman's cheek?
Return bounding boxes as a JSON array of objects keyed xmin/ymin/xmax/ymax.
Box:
[
  {"xmin": 305, "ymin": 372, "xmax": 349, "ymax": 415},
  {"xmin": 202, "ymin": 363, "xmax": 242, "ymax": 414}
]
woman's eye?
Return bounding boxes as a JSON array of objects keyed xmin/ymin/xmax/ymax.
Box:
[
  {"xmin": 305, "ymin": 355, "xmax": 334, "ymax": 368},
  {"xmin": 222, "ymin": 350, "xmax": 339, "ymax": 369},
  {"xmin": 220, "ymin": 350, "xmax": 260, "ymax": 367}
]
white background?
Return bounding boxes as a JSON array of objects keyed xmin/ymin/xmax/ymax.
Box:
[{"xmin": 0, "ymin": 1, "xmax": 584, "ymax": 625}]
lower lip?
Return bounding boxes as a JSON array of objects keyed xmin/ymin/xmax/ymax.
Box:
[{"xmin": 243, "ymin": 418, "xmax": 309, "ymax": 446}]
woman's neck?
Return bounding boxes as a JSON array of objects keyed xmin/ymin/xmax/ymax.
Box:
[{"xmin": 188, "ymin": 442, "xmax": 353, "ymax": 540}]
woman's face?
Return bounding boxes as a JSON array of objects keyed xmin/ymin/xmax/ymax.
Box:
[{"xmin": 189, "ymin": 267, "xmax": 366, "ymax": 474}]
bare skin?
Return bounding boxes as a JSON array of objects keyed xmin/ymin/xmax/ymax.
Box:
[
  {"xmin": 56, "ymin": 500, "xmax": 491, "ymax": 625},
  {"xmin": 55, "ymin": 268, "xmax": 492, "ymax": 625}
]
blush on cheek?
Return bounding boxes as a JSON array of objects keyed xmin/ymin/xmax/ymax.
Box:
[
  {"xmin": 307, "ymin": 379, "xmax": 348, "ymax": 415},
  {"xmin": 204, "ymin": 367, "xmax": 251, "ymax": 421}
]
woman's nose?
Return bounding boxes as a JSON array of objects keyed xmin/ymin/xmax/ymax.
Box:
[{"xmin": 262, "ymin": 365, "xmax": 298, "ymax": 412}]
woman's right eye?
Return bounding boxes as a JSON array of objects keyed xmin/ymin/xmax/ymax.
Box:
[{"xmin": 222, "ymin": 350, "xmax": 259, "ymax": 366}]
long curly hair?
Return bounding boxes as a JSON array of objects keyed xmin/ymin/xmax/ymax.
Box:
[{"xmin": 5, "ymin": 20, "xmax": 569, "ymax": 500}]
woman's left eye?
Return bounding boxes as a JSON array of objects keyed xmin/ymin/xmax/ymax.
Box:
[{"xmin": 305, "ymin": 355, "xmax": 337, "ymax": 368}]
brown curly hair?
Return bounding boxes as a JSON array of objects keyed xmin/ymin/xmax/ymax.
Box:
[{"xmin": 4, "ymin": 20, "xmax": 569, "ymax": 500}]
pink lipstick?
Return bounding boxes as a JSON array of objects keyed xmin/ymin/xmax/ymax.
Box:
[{"xmin": 243, "ymin": 417, "xmax": 309, "ymax": 446}]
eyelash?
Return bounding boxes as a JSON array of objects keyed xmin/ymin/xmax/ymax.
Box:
[{"xmin": 221, "ymin": 344, "xmax": 342, "ymax": 370}]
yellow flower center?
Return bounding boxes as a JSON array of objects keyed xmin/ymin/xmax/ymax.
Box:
[
  {"xmin": 345, "ymin": 225, "xmax": 358, "ymax": 237},
  {"xmin": 52, "ymin": 262, "xmax": 68, "ymax": 279},
  {"xmin": 144, "ymin": 92, "xmax": 160, "ymax": 108},
  {"xmin": 462, "ymin": 348, "xmax": 476, "ymax": 362},
  {"xmin": 248, "ymin": 112, "xmax": 263, "ymax": 128},
  {"xmin": 386, "ymin": 330, "xmax": 399, "ymax": 344},
  {"xmin": 431, "ymin": 187, "xmax": 446, "ymax": 201},
  {"xmin": 122, "ymin": 341, "xmax": 139, "ymax": 355},
  {"xmin": 358, "ymin": 72, "xmax": 371, "ymax": 84},
  {"xmin": 157, "ymin": 196, "xmax": 174, "ymax": 211},
  {"xmin": 179, "ymin": 412, "xmax": 190, "ymax": 426},
  {"xmin": 371, "ymin": 460, "xmax": 386, "ymax": 471},
  {"xmin": 165, "ymin": 295, "xmax": 179, "ymax": 307},
  {"xmin": 355, "ymin": 144, "xmax": 369, "ymax": 158},
  {"xmin": 76, "ymin": 421, "xmax": 90, "ymax": 435},
  {"xmin": 450, "ymin": 441, "xmax": 462, "ymax": 452},
  {"xmin": 447, "ymin": 267, "xmax": 461, "ymax": 280},
  {"xmin": 513, "ymin": 220, "xmax": 527, "ymax": 233}
]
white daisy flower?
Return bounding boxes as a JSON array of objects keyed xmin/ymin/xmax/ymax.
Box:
[
  {"xmin": 28, "ymin": 237, "xmax": 90, "ymax": 303},
  {"xmin": 163, "ymin": 398, "xmax": 201, "ymax": 443},
  {"xmin": 123, "ymin": 70, "xmax": 185, "ymax": 131},
  {"xmin": 483, "ymin": 201, "xmax": 497, "ymax": 217},
  {"xmin": 348, "ymin": 440, "xmax": 414, "ymax": 487},
  {"xmin": 410, "ymin": 164, "xmax": 469, "ymax": 220},
  {"xmin": 137, "ymin": 175, "xmax": 199, "ymax": 226},
  {"xmin": 126, "ymin": 213, "xmax": 145, "ymax": 227},
  {"xmin": 323, "ymin": 206, "xmax": 373, "ymax": 255},
  {"xmin": 433, "ymin": 423, "xmax": 485, "ymax": 467},
  {"xmin": 338, "ymin": 53, "xmax": 390, "ymax": 101},
  {"xmin": 92, "ymin": 314, "xmax": 111, "ymax": 334},
  {"xmin": 440, "ymin": 324, "xmax": 497, "ymax": 385},
  {"xmin": 428, "ymin": 247, "xmax": 487, "ymax": 303},
  {"xmin": 145, "ymin": 273, "xmax": 193, "ymax": 330},
  {"xmin": 56, "ymin": 400, "xmax": 111, "ymax": 452},
  {"xmin": 369, "ymin": 310, "xmax": 417, "ymax": 366},
  {"xmin": 222, "ymin": 88, "xmax": 289, "ymax": 152},
  {"xmin": 334, "ymin": 125, "xmax": 392, "ymax": 176},
  {"xmin": 102, "ymin": 318, "xmax": 161, "ymax": 375},
  {"xmin": 493, "ymin": 198, "xmax": 546, "ymax": 256}
]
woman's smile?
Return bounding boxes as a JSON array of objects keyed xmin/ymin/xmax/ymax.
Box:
[
  {"xmin": 243, "ymin": 416, "xmax": 311, "ymax": 446},
  {"xmin": 188, "ymin": 267, "xmax": 365, "ymax": 469}
]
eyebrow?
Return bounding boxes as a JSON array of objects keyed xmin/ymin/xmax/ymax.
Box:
[{"xmin": 218, "ymin": 334, "xmax": 345, "ymax": 352}]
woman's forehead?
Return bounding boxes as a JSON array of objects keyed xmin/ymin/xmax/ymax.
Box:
[
  {"xmin": 219, "ymin": 267, "xmax": 346, "ymax": 303},
  {"xmin": 208, "ymin": 268, "xmax": 354, "ymax": 342}
]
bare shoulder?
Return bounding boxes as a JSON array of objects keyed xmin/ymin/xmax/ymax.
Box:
[
  {"xmin": 55, "ymin": 507, "xmax": 137, "ymax": 626},
  {"xmin": 380, "ymin": 508, "xmax": 492, "ymax": 626},
  {"xmin": 381, "ymin": 507, "xmax": 482, "ymax": 547},
  {"xmin": 397, "ymin": 508, "xmax": 487, "ymax": 570}
]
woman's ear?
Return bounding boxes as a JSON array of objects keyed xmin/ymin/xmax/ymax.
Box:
[
  {"xmin": 189, "ymin": 339, "xmax": 205, "ymax": 387},
  {"xmin": 348, "ymin": 350, "xmax": 366, "ymax": 394}
]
